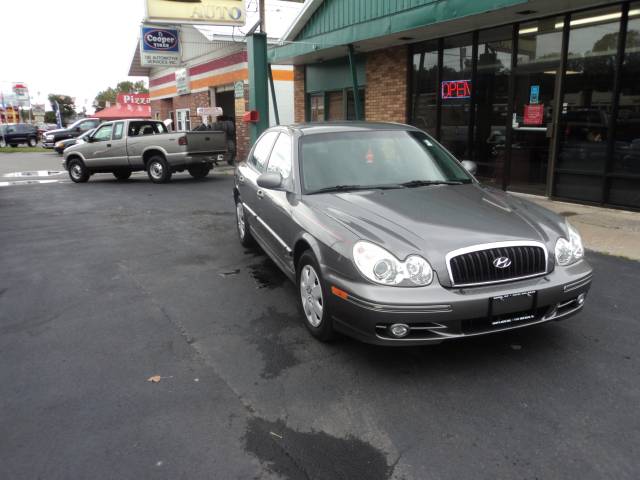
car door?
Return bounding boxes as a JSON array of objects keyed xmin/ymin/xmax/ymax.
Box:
[
  {"xmin": 236, "ymin": 130, "xmax": 279, "ymax": 245},
  {"xmin": 83, "ymin": 123, "xmax": 113, "ymax": 167},
  {"xmin": 260, "ymin": 132, "xmax": 296, "ymax": 265},
  {"xmin": 108, "ymin": 122, "xmax": 129, "ymax": 167}
]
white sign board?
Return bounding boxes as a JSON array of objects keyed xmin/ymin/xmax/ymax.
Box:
[{"xmin": 176, "ymin": 68, "xmax": 190, "ymax": 95}]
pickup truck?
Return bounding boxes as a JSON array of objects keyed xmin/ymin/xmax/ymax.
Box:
[{"xmin": 62, "ymin": 119, "xmax": 226, "ymax": 183}]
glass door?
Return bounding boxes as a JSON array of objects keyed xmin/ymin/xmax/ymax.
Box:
[
  {"xmin": 176, "ymin": 108, "xmax": 191, "ymax": 131},
  {"xmin": 508, "ymin": 17, "xmax": 564, "ymax": 195}
]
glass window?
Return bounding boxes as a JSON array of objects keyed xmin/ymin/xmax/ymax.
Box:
[
  {"xmin": 299, "ymin": 130, "xmax": 471, "ymax": 193},
  {"xmin": 93, "ymin": 124, "xmax": 113, "ymax": 142},
  {"xmin": 267, "ymin": 133, "xmax": 292, "ymax": 179},
  {"xmin": 474, "ymin": 26, "xmax": 513, "ymax": 186},
  {"xmin": 327, "ymin": 91, "xmax": 344, "ymax": 120},
  {"xmin": 250, "ymin": 131, "xmax": 279, "ymax": 172},
  {"xmin": 556, "ymin": 6, "xmax": 621, "ymax": 184},
  {"xmin": 517, "ymin": 17, "xmax": 565, "ymax": 65},
  {"xmin": 440, "ymin": 34, "xmax": 473, "ymax": 158},
  {"xmin": 411, "ymin": 40, "xmax": 439, "ymax": 137},
  {"xmin": 113, "ymin": 122, "xmax": 124, "ymax": 140},
  {"xmin": 613, "ymin": 4, "xmax": 640, "ymax": 176},
  {"xmin": 79, "ymin": 120, "xmax": 98, "ymax": 131},
  {"xmin": 346, "ymin": 89, "xmax": 365, "ymax": 120},
  {"xmin": 309, "ymin": 94, "xmax": 325, "ymax": 121}
]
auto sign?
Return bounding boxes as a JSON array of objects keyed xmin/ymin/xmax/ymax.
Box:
[{"xmin": 140, "ymin": 25, "xmax": 181, "ymax": 67}]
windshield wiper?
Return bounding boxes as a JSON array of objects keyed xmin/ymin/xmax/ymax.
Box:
[
  {"xmin": 308, "ymin": 184, "xmax": 405, "ymax": 194},
  {"xmin": 401, "ymin": 179, "xmax": 469, "ymax": 188}
]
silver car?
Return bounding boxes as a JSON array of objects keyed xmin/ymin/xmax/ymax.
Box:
[{"xmin": 234, "ymin": 123, "xmax": 592, "ymax": 345}]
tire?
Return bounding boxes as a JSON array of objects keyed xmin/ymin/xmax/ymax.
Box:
[
  {"xmin": 235, "ymin": 198, "xmax": 255, "ymax": 247},
  {"xmin": 28, "ymin": 137, "xmax": 37, "ymax": 147},
  {"xmin": 297, "ymin": 251, "xmax": 334, "ymax": 342},
  {"xmin": 67, "ymin": 158, "xmax": 90, "ymax": 183},
  {"xmin": 147, "ymin": 155, "xmax": 172, "ymax": 183},
  {"xmin": 113, "ymin": 170, "xmax": 132, "ymax": 181},
  {"xmin": 188, "ymin": 164, "xmax": 211, "ymax": 179},
  {"xmin": 10, "ymin": 144, "xmax": 18, "ymax": 148}
]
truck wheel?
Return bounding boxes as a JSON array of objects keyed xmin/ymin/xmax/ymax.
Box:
[
  {"xmin": 147, "ymin": 155, "xmax": 172, "ymax": 183},
  {"xmin": 68, "ymin": 159, "xmax": 90, "ymax": 183},
  {"xmin": 188, "ymin": 165, "xmax": 211, "ymax": 179},
  {"xmin": 235, "ymin": 198, "xmax": 255, "ymax": 247},
  {"xmin": 113, "ymin": 170, "xmax": 132, "ymax": 181},
  {"xmin": 10, "ymin": 144, "xmax": 18, "ymax": 148},
  {"xmin": 28, "ymin": 137, "xmax": 37, "ymax": 147}
]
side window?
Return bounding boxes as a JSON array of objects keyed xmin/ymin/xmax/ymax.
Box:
[
  {"xmin": 93, "ymin": 124, "xmax": 113, "ymax": 142},
  {"xmin": 267, "ymin": 133, "xmax": 292, "ymax": 179},
  {"xmin": 250, "ymin": 131, "xmax": 279, "ymax": 172},
  {"xmin": 113, "ymin": 122, "xmax": 124, "ymax": 140}
]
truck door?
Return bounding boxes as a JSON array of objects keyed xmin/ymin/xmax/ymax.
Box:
[
  {"xmin": 108, "ymin": 121, "xmax": 128, "ymax": 167},
  {"xmin": 84, "ymin": 123, "xmax": 114, "ymax": 167}
]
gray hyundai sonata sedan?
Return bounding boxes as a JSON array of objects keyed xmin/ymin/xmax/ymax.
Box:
[{"xmin": 233, "ymin": 123, "xmax": 592, "ymax": 345}]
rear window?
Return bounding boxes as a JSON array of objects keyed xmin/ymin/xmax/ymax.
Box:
[{"xmin": 128, "ymin": 121, "xmax": 168, "ymax": 136}]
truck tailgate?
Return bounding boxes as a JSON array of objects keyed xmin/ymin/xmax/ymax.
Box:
[{"xmin": 185, "ymin": 131, "xmax": 226, "ymax": 155}]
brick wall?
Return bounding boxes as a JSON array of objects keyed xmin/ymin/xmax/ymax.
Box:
[
  {"xmin": 234, "ymin": 87, "xmax": 249, "ymax": 162},
  {"xmin": 151, "ymin": 99, "xmax": 172, "ymax": 121},
  {"xmin": 365, "ymin": 45, "xmax": 409, "ymax": 123},
  {"xmin": 171, "ymin": 91, "xmax": 211, "ymax": 128},
  {"xmin": 293, "ymin": 65, "xmax": 305, "ymax": 123}
]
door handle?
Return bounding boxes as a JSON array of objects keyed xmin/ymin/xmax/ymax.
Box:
[
  {"xmin": 106, "ymin": 143, "xmax": 112, "ymax": 147},
  {"xmin": 257, "ymin": 189, "xmax": 265, "ymax": 199}
]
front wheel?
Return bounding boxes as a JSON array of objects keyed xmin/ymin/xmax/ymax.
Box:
[
  {"xmin": 28, "ymin": 137, "xmax": 37, "ymax": 147},
  {"xmin": 0, "ymin": 139, "xmax": 5, "ymax": 148},
  {"xmin": 147, "ymin": 155, "xmax": 172, "ymax": 183},
  {"xmin": 297, "ymin": 251, "xmax": 334, "ymax": 342},
  {"xmin": 67, "ymin": 159, "xmax": 90, "ymax": 183},
  {"xmin": 188, "ymin": 164, "xmax": 211, "ymax": 179}
]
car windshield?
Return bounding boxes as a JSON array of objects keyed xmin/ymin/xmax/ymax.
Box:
[{"xmin": 300, "ymin": 130, "xmax": 472, "ymax": 193}]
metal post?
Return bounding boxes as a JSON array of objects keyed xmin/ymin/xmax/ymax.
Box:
[
  {"xmin": 268, "ymin": 64, "xmax": 280, "ymax": 125},
  {"xmin": 259, "ymin": 0, "xmax": 266, "ymax": 33},
  {"xmin": 347, "ymin": 44, "xmax": 361, "ymax": 121},
  {"xmin": 247, "ymin": 32, "xmax": 269, "ymax": 143}
]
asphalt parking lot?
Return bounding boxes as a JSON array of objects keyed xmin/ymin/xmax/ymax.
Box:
[{"xmin": 1, "ymin": 153, "xmax": 639, "ymax": 479}]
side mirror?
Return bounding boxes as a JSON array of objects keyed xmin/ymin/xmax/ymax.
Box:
[
  {"xmin": 85, "ymin": 136, "xmax": 94, "ymax": 143},
  {"xmin": 257, "ymin": 172, "xmax": 283, "ymax": 190},
  {"xmin": 461, "ymin": 160, "xmax": 478, "ymax": 176}
]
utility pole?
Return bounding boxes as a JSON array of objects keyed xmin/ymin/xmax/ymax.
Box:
[{"xmin": 259, "ymin": 0, "xmax": 266, "ymax": 33}]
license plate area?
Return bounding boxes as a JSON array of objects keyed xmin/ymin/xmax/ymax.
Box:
[{"xmin": 491, "ymin": 290, "xmax": 536, "ymax": 317}]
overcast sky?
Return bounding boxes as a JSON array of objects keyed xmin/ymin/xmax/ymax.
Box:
[{"xmin": 1, "ymin": 0, "xmax": 147, "ymax": 113}]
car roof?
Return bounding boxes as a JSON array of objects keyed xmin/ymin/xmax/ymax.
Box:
[{"xmin": 285, "ymin": 121, "xmax": 422, "ymax": 136}]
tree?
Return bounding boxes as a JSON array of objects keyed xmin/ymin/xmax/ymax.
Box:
[
  {"xmin": 44, "ymin": 111, "xmax": 57, "ymax": 124},
  {"xmin": 48, "ymin": 94, "xmax": 76, "ymax": 123},
  {"xmin": 94, "ymin": 80, "xmax": 148, "ymax": 111}
]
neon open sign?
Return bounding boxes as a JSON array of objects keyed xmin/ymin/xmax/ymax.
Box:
[{"xmin": 441, "ymin": 79, "xmax": 472, "ymax": 100}]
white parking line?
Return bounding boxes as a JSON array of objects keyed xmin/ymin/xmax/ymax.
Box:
[
  {"xmin": 3, "ymin": 171, "xmax": 65, "ymax": 178},
  {"xmin": 0, "ymin": 179, "xmax": 62, "ymax": 187}
]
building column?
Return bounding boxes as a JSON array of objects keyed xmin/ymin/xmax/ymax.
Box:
[
  {"xmin": 365, "ymin": 45, "xmax": 410, "ymax": 123},
  {"xmin": 293, "ymin": 65, "xmax": 306, "ymax": 123}
]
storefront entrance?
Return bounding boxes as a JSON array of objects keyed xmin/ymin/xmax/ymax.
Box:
[{"xmin": 410, "ymin": 3, "xmax": 640, "ymax": 209}]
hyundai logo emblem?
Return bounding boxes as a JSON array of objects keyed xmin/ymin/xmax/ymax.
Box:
[{"xmin": 493, "ymin": 257, "xmax": 512, "ymax": 269}]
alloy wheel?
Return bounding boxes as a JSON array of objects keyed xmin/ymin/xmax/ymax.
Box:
[{"xmin": 300, "ymin": 265, "xmax": 323, "ymax": 327}]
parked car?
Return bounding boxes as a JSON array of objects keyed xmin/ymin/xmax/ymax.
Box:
[
  {"xmin": 63, "ymin": 119, "xmax": 226, "ymax": 183},
  {"xmin": 35, "ymin": 122, "xmax": 58, "ymax": 141},
  {"xmin": 54, "ymin": 128, "xmax": 95, "ymax": 154},
  {"xmin": 0, "ymin": 123, "xmax": 39, "ymax": 147},
  {"xmin": 234, "ymin": 122, "xmax": 593, "ymax": 345},
  {"xmin": 42, "ymin": 118, "xmax": 100, "ymax": 148}
]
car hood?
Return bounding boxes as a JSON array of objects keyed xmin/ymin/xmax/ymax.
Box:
[
  {"xmin": 304, "ymin": 183, "xmax": 566, "ymax": 283},
  {"xmin": 45, "ymin": 128, "xmax": 67, "ymax": 136}
]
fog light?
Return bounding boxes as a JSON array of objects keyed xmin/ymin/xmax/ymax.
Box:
[
  {"xmin": 389, "ymin": 323, "xmax": 410, "ymax": 338},
  {"xmin": 577, "ymin": 293, "xmax": 586, "ymax": 305}
]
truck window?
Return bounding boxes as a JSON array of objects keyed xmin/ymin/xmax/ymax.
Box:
[
  {"xmin": 113, "ymin": 122, "xmax": 124, "ymax": 140},
  {"xmin": 93, "ymin": 124, "xmax": 113, "ymax": 142}
]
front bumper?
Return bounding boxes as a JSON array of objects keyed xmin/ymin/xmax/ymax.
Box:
[
  {"xmin": 325, "ymin": 260, "xmax": 593, "ymax": 346},
  {"xmin": 42, "ymin": 141, "xmax": 55, "ymax": 148}
]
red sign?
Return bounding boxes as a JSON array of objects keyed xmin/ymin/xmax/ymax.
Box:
[
  {"xmin": 523, "ymin": 104, "xmax": 544, "ymax": 125},
  {"xmin": 441, "ymin": 80, "xmax": 471, "ymax": 100},
  {"xmin": 116, "ymin": 93, "xmax": 150, "ymax": 105}
]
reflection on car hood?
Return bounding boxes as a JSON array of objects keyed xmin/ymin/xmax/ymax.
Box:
[
  {"xmin": 45, "ymin": 128, "xmax": 66, "ymax": 136},
  {"xmin": 304, "ymin": 183, "xmax": 566, "ymax": 274}
]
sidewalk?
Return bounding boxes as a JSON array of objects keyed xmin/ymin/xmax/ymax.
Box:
[{"xmin": 514, "ymin": 193, "xmax": 640, "ymax": 261}]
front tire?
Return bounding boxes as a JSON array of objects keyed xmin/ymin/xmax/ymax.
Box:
[
  {"xmin": 188, "ymin": 164, "xmax": 211, "ymax": 179},
  {"xmin": 113, "ymin": 170, "xmax": 132, "ymax": 181},
  {"xmin": 235, "ymin": 198, "xmax": 255, "ymax": 247},
  {"xmin": 67, "ymin": 159, "xmax": 90, "ymax": 183},
  {"xmin": 147, "ymin": 155, "xmax": 171, "ymax": 183},
  {"xmin": 297, "ymin": 251, "xmax": 334, "ymax": 342},
  {"xmin": 28, "ymin": 137, "xmax": 37, "ymax": 147}
]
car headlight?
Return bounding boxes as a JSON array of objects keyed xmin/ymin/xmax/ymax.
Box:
[
  {"xmin": 45, "ymin": 135, "xmax": 53, "ymax": 141},
  {"xmin": 352, "ymin": 241, "xmax": 433, "ymax": 286},
  {"xmin": 555, "ymin": 222, "xmax": 584, "ymax": 266},
  {"xmin": 55, "ymin": 142, "xmax": 63, "ymax": 148}
]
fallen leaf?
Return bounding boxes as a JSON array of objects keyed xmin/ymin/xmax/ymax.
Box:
[{"xmin": 147, "ymin": 375, "xmax": 162, "ymax": 383}]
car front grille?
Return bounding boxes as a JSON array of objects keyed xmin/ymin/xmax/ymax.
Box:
[{"xmin": 447, "ymin": 242, "xmax": 548, "ymax": 287}]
